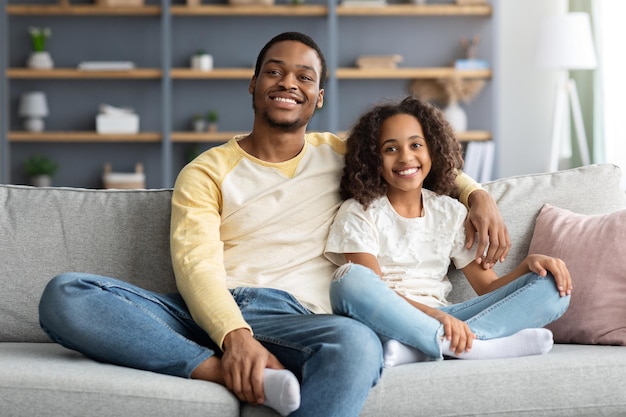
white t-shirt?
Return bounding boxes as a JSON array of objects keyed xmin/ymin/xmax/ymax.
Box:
[{"xmin": 325, "ymin": 189, "xmax": 475, "ymax": 307}]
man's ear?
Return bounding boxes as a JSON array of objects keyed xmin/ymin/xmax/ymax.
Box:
[
  {"xmin": 249, "ymin": 76, "xmax": 256, "ymax": 95},
  {"xmin": 317, "ymin": 89, "xmax": 324, "ymax": 109}
]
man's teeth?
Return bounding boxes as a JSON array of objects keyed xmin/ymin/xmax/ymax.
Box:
[
  {"xmin": 274, "ymin": 97, "xmax": 297, "ymax": 104},
  {"xmin": 397, "ymin": 168, "xmax": 418, "ymax": 176}
]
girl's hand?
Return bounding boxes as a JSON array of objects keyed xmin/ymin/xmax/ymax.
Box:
[
  {"xmin": 526, "ymin": 254, "xmax": 572, "ymax": 297},
  {"xmin": 430, "ymin": 310, "xmax": 475, "ymax": 355}
]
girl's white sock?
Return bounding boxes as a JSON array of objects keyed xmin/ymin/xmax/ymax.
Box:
[
  {"xmin": 383, "ymin": 339, "xmax": 434, "ymax": 367},
  {"xmin": 442, "ymin": 328, "xmax": 554, "ymax": 360},
  {"xmin": 263, "ymin": 368, "xmax": 301, "ymax": 416}
]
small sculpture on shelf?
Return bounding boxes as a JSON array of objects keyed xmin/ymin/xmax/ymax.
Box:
[
  {"xmin": 24, "ymin": 155, "xmax": 58, "ymax": 187},
  {"xmin": 27, "ymin": 27, "xmax": 54, "ymax": 69},
  {"xmin": 19, "ymin": 91, "xmax": 49, "ymax": 132},
  {"xmin": 191, "ymin": 50, "xmax": 213, "ymax": 72},
  {"xmin": 455, "ymin": 35, "xmax": 489, "ymax": 70}
]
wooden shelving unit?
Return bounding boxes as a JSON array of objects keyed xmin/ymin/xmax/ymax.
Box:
[
  {"xmin": 7, "ymin": 68, "xmax": 162, "ymax": 79},
  {"xmin": 1, "ymin": 1, "xmax": 494, "ymax": 187},
  {"xmin": 170, "ymin": 4, "xmax": 327, "ymax": 16},
  {"xmin": 171, "ymin": 131, "xmax": 247, "ymax": 143},
  {"xmin": 6, "ymin": 4, "xmax": 160, "ymax": 16},
  {"xmin": 170, "ymin": 68, "xmax": 254, "ymax": 79},
  {"xmin": 336, "ymin": 67, "xmax": 491, "ymax": 80},
  {"xmin": 336, "ymin": 4, "xmax": 491, "ymax": 16},
  {"xmin": 8, "ymin": 131, "xmax": 161, "ymax": 143}
]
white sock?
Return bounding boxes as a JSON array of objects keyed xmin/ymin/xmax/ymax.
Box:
[
  {"xmin": 262, "ymin": 368, "xmax": 301, "ymax": 416},
  {"xmin": 442, "ymin": 328, "xmax": 554, "ymax": 360},
  {"xmin": 383, "ymin": 339, "xmax": 434, "ymax": 367}
]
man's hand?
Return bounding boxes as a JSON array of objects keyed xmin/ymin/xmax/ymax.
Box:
[
  {"xmin": 221, "ymin": 328, "xmax": 284, "ymax": 405},
  {"xmin": 465, "ymin": 189, "xmax": 511, "ymax": 269}
]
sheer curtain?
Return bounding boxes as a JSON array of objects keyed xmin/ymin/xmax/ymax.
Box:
[{"xmin": 592, "ymin": 0, "xmax": 626, "ymax": 189}]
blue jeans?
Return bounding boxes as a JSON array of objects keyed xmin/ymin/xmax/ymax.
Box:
[
  {"xmin": 39, "ymin": 273, "xmax": 383, "ymax": 417},
  {"xmin": 330, "ymin": 263, "xmax": 570, "ymax": 359}
]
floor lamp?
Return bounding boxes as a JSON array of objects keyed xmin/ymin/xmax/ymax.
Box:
[{"xmin": 536, "ymin": 12, "xmax": 597, "ymax": 172}]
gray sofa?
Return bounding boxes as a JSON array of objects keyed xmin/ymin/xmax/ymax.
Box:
[{"xmin": 2, "ymin": 163, "xmax": 626, "ymax": 417}]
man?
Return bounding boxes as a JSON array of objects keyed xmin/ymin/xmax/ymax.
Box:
[{"xmin": 40, "ymin": 32, "xmax": 509, "ymax": 417}]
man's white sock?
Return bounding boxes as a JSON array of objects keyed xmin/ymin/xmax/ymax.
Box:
[
  {"xmin": 383, "ymin": 339, "xmax": 434, "ymax": 367},
  {"xmin": 263, "ymin": 368, "xmax": 301, "ymax": 416},
  {"xmin": 443, "ymin": 328, "xmax": 554, "ymax": 360}
]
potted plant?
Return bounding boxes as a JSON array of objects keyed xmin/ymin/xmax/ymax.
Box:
[
  {"xmin": 192, "ymin": 113, "xmax": 207, "ymax": 132},
  {"xmin": 27, "ymin": 27, "xmax": 54, "ymax": 69},
  {"xmin": 207, "ymin": 110, "xmax": 219, "ymax": 132},
  {"xmin": 24, "ymin": 155, "xmax": 58, "ymax": 187}
]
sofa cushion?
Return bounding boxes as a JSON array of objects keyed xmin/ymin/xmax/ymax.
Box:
[
  {"xmin": 529, "ymin": 204, "xmax": 626, "ymax": 345},
  {"xmin": 447, "ymin": 164, "xmax": 626, "ymax": 304},
  {"xmin": 0, "ymin": 343, "xmax": 239, "ymax": 417},
  {"xmin": 0, "ymin": 185, "xmax": 177, "ymax": 343}
]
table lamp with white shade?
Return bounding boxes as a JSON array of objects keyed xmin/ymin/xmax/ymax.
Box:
[
  {"xmin": 536, "ymin": 12, "xmax": 597, "ymax": 172},
  {"xmin": 19, "ymin": 91, "xmax": 49, "ymax": 132}
]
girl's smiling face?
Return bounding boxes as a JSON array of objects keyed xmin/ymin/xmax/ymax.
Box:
[{"xmin": 379, "ymin": 113, "xmax": 432, "ymax": 197}]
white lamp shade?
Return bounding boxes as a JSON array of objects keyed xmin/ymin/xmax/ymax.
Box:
[
  {"xmin": 19, "ymin": 91, "xmax": 49, "ymax": 117},
  {"xmin": 536, "ymin": 12, "xmax": 597, "ymax": 70}
]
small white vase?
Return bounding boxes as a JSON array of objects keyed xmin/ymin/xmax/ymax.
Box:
[
  {"xmin": 191, "ymin": 54, "xmax": 213, "ymax": 72},
  {"xmin": 193, "ymin": 118, "xmax": 207, "ymax": 132},
  {"xmin": 27, "ymin": 51, "xmax": 54, "ymax": 69},
  {"xmin": 443, "ymin": 101, "xmax": 468, "ymax": 133},
  {"xmin": 30, "ymin": 175, "xmax": 52, "ymax": 187}
]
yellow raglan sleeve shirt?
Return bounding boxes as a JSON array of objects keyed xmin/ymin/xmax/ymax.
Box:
[
  {"xmin": 170, "ymin": 145, "xmax": 251, "ymax": 349},
  {"xmin": 455, "ymin": 170, "xmax": 484, "ymax": 208}
]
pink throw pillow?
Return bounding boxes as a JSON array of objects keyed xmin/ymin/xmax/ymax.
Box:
[{"xmin": 528, "ymin": 204, "xmax": 626, "ymax": 345}]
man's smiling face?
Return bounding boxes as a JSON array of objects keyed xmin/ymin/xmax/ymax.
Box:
[{"xmin": 249, "ymin": 40, "xmax": 324, "ymax": 131}]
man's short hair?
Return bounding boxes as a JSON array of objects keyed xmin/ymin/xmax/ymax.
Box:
[{"xmin": 254, "ymin": 31, "xmax": 327, "ymax": 90}]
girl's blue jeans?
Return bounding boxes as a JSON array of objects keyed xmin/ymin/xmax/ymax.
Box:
[
  {"xmin": 330, "ymin": 263, "xmax": 570, "ymax": 359},
  {"xmin": 39, "ymin": 273, "xmax": 383, "ymax": 417}
]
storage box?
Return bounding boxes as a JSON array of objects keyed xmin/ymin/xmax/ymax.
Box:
[
  {"xmin": 356, "ymin": 55, "xmax": 403, "ymax": 69},
  {"xmin": 96, "ymin": 0, "xmax": 144, "ymax": 6},
  {"xmin": 96, "ymin": 114, "xmax": 139, "ymax": 134},
  {"xmin": 102, "ymin": 163, "xmax": 145, "ymax": 189}
]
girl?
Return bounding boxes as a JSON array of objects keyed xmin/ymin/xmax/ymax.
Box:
[{"xmin": 325, "ymin": 96, "xmax": 572, "ymax": 365}]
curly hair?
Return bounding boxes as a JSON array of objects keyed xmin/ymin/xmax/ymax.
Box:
[{"xmin": 341, "ymin": 96, "xmax": 464, "ymax": 208}]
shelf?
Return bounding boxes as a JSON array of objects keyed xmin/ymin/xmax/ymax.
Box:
[
  {"xmin": 171, "ymin": 131, "xmax": 247, "ymax": 143},
  {"xmin": 8, "ymin": 131, "xmax": 161, "ymax": 143},
  {"xmin": 171, "ymin": 130, "xmax": 492, "ymax": 143},
  {"xmin": 337, "ymin": 130, "xmax": 491, "ymax": 142},
  {"xmin": 336, "ymin": 67, "xmax": 492, "ymax": 79},
  {"xmin": 172, "ymin": 67, "xmax": 491, "ymax": 80},
  {"xmin": 7, "ymin": 68, "xmax": 162, "ymax": 79},
  {"xmin": 6, "ymin": 3, "xmax": 489, "ymax": 17},
  {"xmin": 170, "ymin": 4, "xmax": 327, "ymax": 16},
  {"xmin": 170, "ymin": 68, "xmax": 254, "ymax": 79},
  {"xmin": 337, "ymin": 4, "xmax": 491, "ymax": 16},
  {"xmin": 6, "ymin": 4, "xmax": 160, "ymax": 16},
  {"xmin": 456, "ymin": 130, "xmax": 492, "ymax": 142}
]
